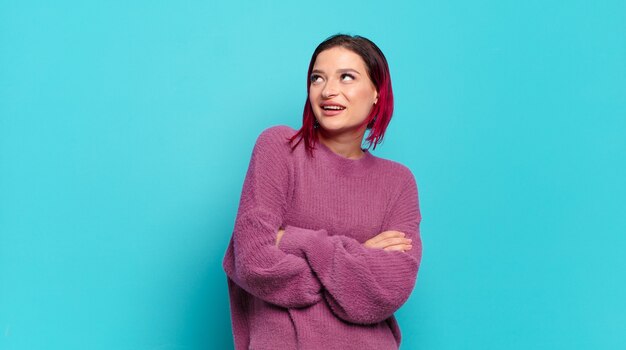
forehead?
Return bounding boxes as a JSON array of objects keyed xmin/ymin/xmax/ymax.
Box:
[{"xmin": 313, "ymin": 47, "xmax": 367, "ymax": 71}]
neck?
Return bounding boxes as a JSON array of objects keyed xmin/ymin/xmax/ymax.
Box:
[{"xmin": 317, "ymin": 129, "xmax": 367, "ymax": 159}]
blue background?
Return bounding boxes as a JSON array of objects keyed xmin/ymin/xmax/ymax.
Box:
[{"xmin": 1, "ymin": 1, "xmax": 625, "ymax": 349}]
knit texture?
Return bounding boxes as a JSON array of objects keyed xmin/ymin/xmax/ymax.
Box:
[{"xmin": 222, "ymin": 125, "xmax": 422, "ymax": 350}]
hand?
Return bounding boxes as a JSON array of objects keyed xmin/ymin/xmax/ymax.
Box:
[
  {"xmin": 276, "ymin": 227, "xmax": 286, "ymax": 247},
  {"xmin": 363, "ymin": 230, "xmax": 412, "ymax": 252}
]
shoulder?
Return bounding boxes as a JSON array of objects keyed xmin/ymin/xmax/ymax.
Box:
[
  {"xmin": 372, "ymin": 155, "xmax": 416, "ymax": 186},
  {"xmin": 257, "ymin": 125, "xmax": 296, "ymax": 141},
  {"xmin": 374, "ymin": 157, "xmax": 420, "ymax": 212},
  {"xmin": 255, "ymin": 125, "xmax": 297, "ymax": 148},
  {"xmin": 250, "ymin": 125, "xmax": 299, "ymax": 162}
]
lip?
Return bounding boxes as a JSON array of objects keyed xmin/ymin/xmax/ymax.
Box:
[
  {"xmin": 320, "ymin": 102, "xmax": 346, "ymax": 108},
  {"xmin": 319, "ymin": 102, "xmax": 346, "ymax": 117}
]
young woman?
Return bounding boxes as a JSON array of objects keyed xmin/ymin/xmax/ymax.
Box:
[{"xmin": 223, "ymin": 34, "xmax": 422, "ymax": 350}]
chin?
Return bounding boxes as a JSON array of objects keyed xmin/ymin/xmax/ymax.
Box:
[
  {"xmin": 318, "ymin": 118, "xmax": 346, "ymax": 129},
  {"xmin": 319, "ymin": 122, "xmax": 363, "ymax": 135}
]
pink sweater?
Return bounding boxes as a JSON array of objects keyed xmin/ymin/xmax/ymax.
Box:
[{"xmin": 222, "ymin": 125, "xmax": 422, "ymax": 349}]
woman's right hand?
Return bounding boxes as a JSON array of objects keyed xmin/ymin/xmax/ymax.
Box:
[{"xmin": 363, "ymin": 230, "xmax": 412, "ymax": 252}]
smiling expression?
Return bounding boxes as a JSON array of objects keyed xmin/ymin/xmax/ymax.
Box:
[{"xmin": 309, "ymin": 47, "xmax": 379, "ymax": 136}]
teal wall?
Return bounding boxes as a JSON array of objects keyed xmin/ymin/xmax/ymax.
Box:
[{"xmin": 1, "ymin": 1, "xmax": 624, "ymax": 349}]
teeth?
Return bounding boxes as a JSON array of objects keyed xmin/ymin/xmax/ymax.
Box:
[{"xmin": 323, "ymin": 105, "xmax": 345, "ymax": 110}]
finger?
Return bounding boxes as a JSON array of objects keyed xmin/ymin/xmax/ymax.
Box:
[
  {"xmin": 367, "ymin": 230, "xmax": 405, "ymax": 245},
  {"xmin": 365, "ymin": 239, "xmax": 411, "ymax": 251},
  {"xmin": 377, "ymin": 237, "xmax": 412, "ymax": 249},
  {"xmin": 383, "ymin": 244, "xmax": 412, "ymax": 252},
  {"xmin": 371, "ymin": 231, "xmax": 399, "ymax": 243},
  {"xmin": 275, "ymin": 229, "xmax": 286, "ymax": 246}
]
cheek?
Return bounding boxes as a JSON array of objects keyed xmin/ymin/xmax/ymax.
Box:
[
  {"xmin": 349, "ymin": 87, "xmax": 376, "ymax": 109},
  {"xmin": 308, "ymin": 89, "xmax": 321, "ymax": 115},
  {"xmin": 308, "ymin": 86, "xmax": 321, "ymax": 102}
]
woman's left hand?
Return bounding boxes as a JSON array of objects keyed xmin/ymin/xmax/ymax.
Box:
[{"xmin": 275, "ymin": 228, "xmax": 286, "ymax": 247}]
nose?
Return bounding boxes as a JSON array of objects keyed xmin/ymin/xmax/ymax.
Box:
[{"xmin": 321, "ymin": 80, "xmax": 339, "ymax": 99}]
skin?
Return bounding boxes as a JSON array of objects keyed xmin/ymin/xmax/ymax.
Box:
[
  {"xmin": 276, "ymin": 46, "xmax": 412, "ymax": 253},
  {"xmin": 309, "ymin": 47, "xmax": 378, "ymax": 160}
]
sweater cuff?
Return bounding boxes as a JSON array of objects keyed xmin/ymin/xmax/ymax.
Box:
[{"xmin": 279, "ymin": 225, "xmax": 328, "ymax": 258}]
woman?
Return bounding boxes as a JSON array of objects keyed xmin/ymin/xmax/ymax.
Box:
[{"xmin": 223, "ymin": 34, "xmax": 422, "ymax": 349}]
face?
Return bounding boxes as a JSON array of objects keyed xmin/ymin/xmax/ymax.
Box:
[{"xmin": 309, "ymin": 47, "xmax": 378, "ymax": 137}]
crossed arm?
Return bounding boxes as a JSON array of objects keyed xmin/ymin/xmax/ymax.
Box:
[
  {"xmin": 277, "ymin": 228, "xmax": 413, "ymax": 252},
  {"xmin": 223, "ymin": 128, "xmax": 422, "ymax": 324}
]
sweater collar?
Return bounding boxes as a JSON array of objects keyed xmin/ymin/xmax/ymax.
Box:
[{"xmin": 313, "ymin": 139, "xmax": 376, "ymax": 176}]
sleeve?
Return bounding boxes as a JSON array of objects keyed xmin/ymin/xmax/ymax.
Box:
[
  {"xmin": 278, "ymin": 173, "xmax": 422, "ymax": 324},
  {"xmin": 222, "ymin": 127, "xmax": 323, "ymax": 308}
]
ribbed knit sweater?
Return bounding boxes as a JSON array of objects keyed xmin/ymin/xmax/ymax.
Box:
[{"xmin": 222, "ymin": 125, "xmax": 422, "ymax": 350}]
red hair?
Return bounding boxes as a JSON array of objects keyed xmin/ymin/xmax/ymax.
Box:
[{"xmin": 289, "ymin": 34, "xmax": 395, "ymax": 155}]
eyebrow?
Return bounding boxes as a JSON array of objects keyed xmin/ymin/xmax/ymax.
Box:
[{"xmin": 311, "ymin": 68, "xmax": 362, "ymax": 75}]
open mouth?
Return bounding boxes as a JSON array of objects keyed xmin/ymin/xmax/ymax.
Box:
[{"xmin": 321, "ymin": 104, "xmax": 346, "ymax": 111}]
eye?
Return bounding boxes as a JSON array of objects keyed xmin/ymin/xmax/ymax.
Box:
[
  {"xmin": 341, "ymin": 73, "xmax": 355, "ymax": 81},
  {"xmin": 310, "ymin": 74, "xmax": 323, "ymax": 84}
]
